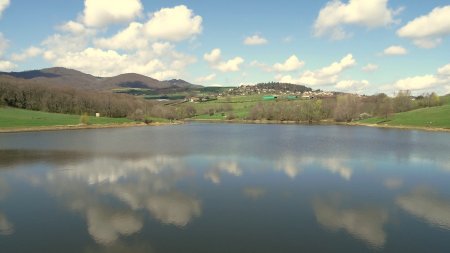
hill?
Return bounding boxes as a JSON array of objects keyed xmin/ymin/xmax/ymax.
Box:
[
  {"xmin": 358, "ymin": 104, "xmax": 450, "ymax": 129},
  {"xmin": 0, "ymin": 67, "xmax": 200, "ymax": 91}
]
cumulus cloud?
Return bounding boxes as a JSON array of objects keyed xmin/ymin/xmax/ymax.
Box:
[
  {"xmin": 204, "ymin": 48, "xmax": 221, "ymax": 64},
  {"xmin": 145, "ymin": 5, "xmax": 202, "ymax": 42},
  {"xmin": 384, "ymin": 63, "xmax": 450, "ymax": 93},
  {"xmin": 437, "ymin": 64, "xmax": 450, "ymax": 76},
  {"xmin": 393, "ymin": 75, "xmax": 440, "ymax": 91},
  {"xmin": 11, "ymin": 46, "xmax": 43, "ymax": 61},
  {"xmin": 95, "ymin": 22, "xmax": 147, "ymax": 50},
  {"xmin": 397, "ymin": 6, "xmax": 450, "ymax": 48},
  {"xmin": 0, "ymin": 0, "xmax": 9, "ymax": 18},
  {"xmin": 243, "ymin": 34, "xmax": 268, "ymax": 45},
  {"xmin": 397, "ymin": 188, "xmax": 450, "ymax": 230},
  {"xmin": 272, "ymin": 55, "xmax": 305, "ymax": 72},
  {"xmin": 276, "ymin": 54, "xmax": 356, "ymax": 86},
  {"xmin": 335, "ymin": 79, "xmax": 370, "ymax": 92},
  {"xmin": 204, "ymin": 48, "xmax": 244, "ymax": 72},
  {"xmin": 314, "ymin": 0, "xmax": 398, "ymax": 40},
  {"xmin": 0, "ymin": 60, "xmax": 16, "ymax": 71},
  {"xmin": 41, "ymin": 22, "xmax": 196, "ymax": 79},
  {"xmin": 314, "ymin": 197, "xmax": 388, "ymax": 248},
  {"xmin": 383, "ymin": 45, "xmax": 407, "ymax": 56},
  {"xmin": 82, "ymin": 0, "xmax": 143, "ymax": 27},
  {"xmin": 362, "ymin": 63, "xmax": 379, "ymax": 72},
  {"xmin": 196, "ymin": 73, "xmax": 216, "ymax": 83}
]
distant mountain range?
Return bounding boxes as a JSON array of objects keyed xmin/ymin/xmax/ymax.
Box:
[{"xmin": 0, "ymin": 67, "xmax": 201, "ymax": 92}]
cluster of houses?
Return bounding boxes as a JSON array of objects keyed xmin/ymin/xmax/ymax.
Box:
[{"xmin": 224, "ymin": 85, "xmax": 335, "ymax": 99}]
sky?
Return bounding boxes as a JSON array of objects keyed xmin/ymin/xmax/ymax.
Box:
[{"xmin": 0, "ymin": 0, "xmax": 450, "ymax": 95}]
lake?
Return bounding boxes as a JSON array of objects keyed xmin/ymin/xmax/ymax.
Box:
[{"xmin": 1, "ymin": 123, "xmax": 450, "ymax": 253}]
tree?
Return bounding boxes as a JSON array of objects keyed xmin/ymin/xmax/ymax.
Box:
[
  {"xmin": 334, "ymin": 94, "xmax": 361, "ymax": 122},
  {"xmin": 300, "ymin": 100, "xmax": 322, "ymax": 123},
  {"xmin": 393, "ymin": 90, "xmax": 413, "ymax": 112}
]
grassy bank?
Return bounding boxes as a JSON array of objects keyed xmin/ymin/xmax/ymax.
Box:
[
  {"xmin": 357, "ymin": 104, "xmax": 450, "ymax": 129},
  {"xmin": 0, "ymin": 107, "xmax": 133, "ymax": 129}
]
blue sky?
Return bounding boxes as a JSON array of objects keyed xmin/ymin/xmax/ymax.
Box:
[{"xmin": 0, "ymin": 0, "xmax": 450, "ymax": 95}]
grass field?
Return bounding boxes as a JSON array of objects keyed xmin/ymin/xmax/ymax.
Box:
[
  {"xmin": 0, "ymin": 107, "xmax": 133, "ymax": 128},
  {"xmin": 358, "ymin": 104, "xmax": 450, "ymax": 129},
  {"xmin": 187, "ymin": 94, "xmax": 295, "ymax": 120}
]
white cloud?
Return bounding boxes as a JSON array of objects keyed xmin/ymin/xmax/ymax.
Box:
[
  {"xmin": 335, "ymin": 79, "xmax": 370, "ymax": 92},
  {"xmin": 314, "ymin": 0, "xmax": 398, "ymax": 40},
  {"xmin": 48, "ymin": 47, "xmax": 194, "ymax": 79},
  {"xmin": 394, "ymin": 75, "xmax": 440, "ymax": 91},
  {"xmin": 204, "ymin": 48, "xmax": 221, "ymax": 64},
  {"xmin": 243, "ymin": 34, "xmax": 268, "ymax": 45},
  {"xmin": 0, "ymin": 60, "xmax": 16, "ymax": 71},
  {"xmin": 437, "ymin": 64, "xmax": 450, "ymax": 76},
  {"xmin": 362, "ymin": 63, "xmax": 379, "ymax": 72},
  {"xmin": 145, "ymin": 5, "xmax": 202, "ymax": 42},
  {"xmin": 276, "ymin": 54, "xmax": 356, "ymax": 86},
  {"xmin": 95, "ymin": 22, "xmax": 147, "ymax": 50},
  {"xmin": 204, "ymin": 48, "xmax": 244, "ymax": 73},
  {"xmin": 215, "ymin": 57, "xmax": 244, "ymax": 72},
  {"xmin": 397, "ymin": 6, "xmax": 450, "ymax": 48},
  {"xmin": 11, "ymin": 46, "xmax": 43, "ymax": 61},
  {"xmin": 40, "ymin": 21, "xmax": 196, "ymax": 79},
  {"xmin": 0, "ymin": 0, "xmax": 9, "ymax": 18},
  {"xmin": 196, "ymin": 73, "xmax": 216, "ymax": 83},
  {"xmin": 383, "ymin": 45, "xmax": 407, "ymax": 55},
  {"xmin": 383, "ymin": 63, "xmax": 450, "ymax": 93},
  {"xmin": 58, "ymin": 21, "xmax": 90, "ymax": 35},
  {"xmin": 272, "ymin": 55, "xmax": 305, "ymax": 72},
  {"xmin": 82, "ymin": 0, "xmax": 143, "ymax": 27}
]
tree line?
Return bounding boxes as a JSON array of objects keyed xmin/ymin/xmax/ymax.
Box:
[
  {"xmin": 246, "ymin": 91, "xmax": 443, "ymax": 123},
  {"xmin": 0, "ymin": 81, "xmax": 197, "ymax": 121}
]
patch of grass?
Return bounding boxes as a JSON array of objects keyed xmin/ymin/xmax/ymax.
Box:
[
  {"xmin": 358, "ymin": 104, "xmax": 450, "ymax": 128},
  {"xmin": 0, "ymin": 107, "xmax": 133, "ymax": 128}
]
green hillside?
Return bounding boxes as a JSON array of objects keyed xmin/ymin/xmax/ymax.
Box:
[
  {"xmin": 0, "ymin": 107, "xmax": 132, "ymax": 129},
  {"xmin": 358, "ymin": 104, "xmax": 450, "ymax": 129}
]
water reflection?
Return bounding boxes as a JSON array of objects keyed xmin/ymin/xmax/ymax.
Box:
[
  {"xmin": 243, "ymin": 187, "xmax": 266, "ymax": 200},
  {"xmin": 313, "ymin": 195, "xmax": 388, "ymax": 249},
  {"xmin": 0, "ymin": 178, "xmax": 13, "ymax": 236},
  {"xmin": 1, "ymin": 125, "xmax": 450, "ymax": 252},
  {"xmin": 397, "ymin": 187, "xmax": 450, "ymax": 230},
  {"xmin": 204, "ymin": 160, "xmax": 242, "ymax": 184},
  {"xmin": 0, "ymin": 212, "xmax": 14, "ymax": 235},
  {"xmin": 384, "ymin": 178, "xmax": 404, "ymax": 190},
  {"xmin": 33, "ymin": 155, "xmax": 202, "ymax": 244},
  {"xmin": 276, "ymin": 155, "xmax": 353, "ymax": 180}
]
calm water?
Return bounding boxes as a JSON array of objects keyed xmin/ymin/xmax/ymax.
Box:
[{"xmin": 1, "ymin": 123, "xmax": 450, "ymax": 253}]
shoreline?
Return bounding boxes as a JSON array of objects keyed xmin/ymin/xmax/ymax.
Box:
[
  {"xmin": 0, "ymin": 121, "xmax": 180, "ymax": 133},
  {"xmin": 1, "ymin": 119, "xmax": 449, "ymax": 133},
  {"xmin": 184, "ymin": 119, "xmax": 450, "ymax": 133}
]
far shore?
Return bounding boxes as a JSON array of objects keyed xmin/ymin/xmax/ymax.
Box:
[
  {"xmin": 2, "ymin": 119, "xmax": 449, "ymax": 134},
  {"xmin": 184, "ymin": 118, "xmax": 450, "ymax": 133},
  {"xmin": 0, "ymin": 121, "xmax": 180, "ymax": 133}
]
